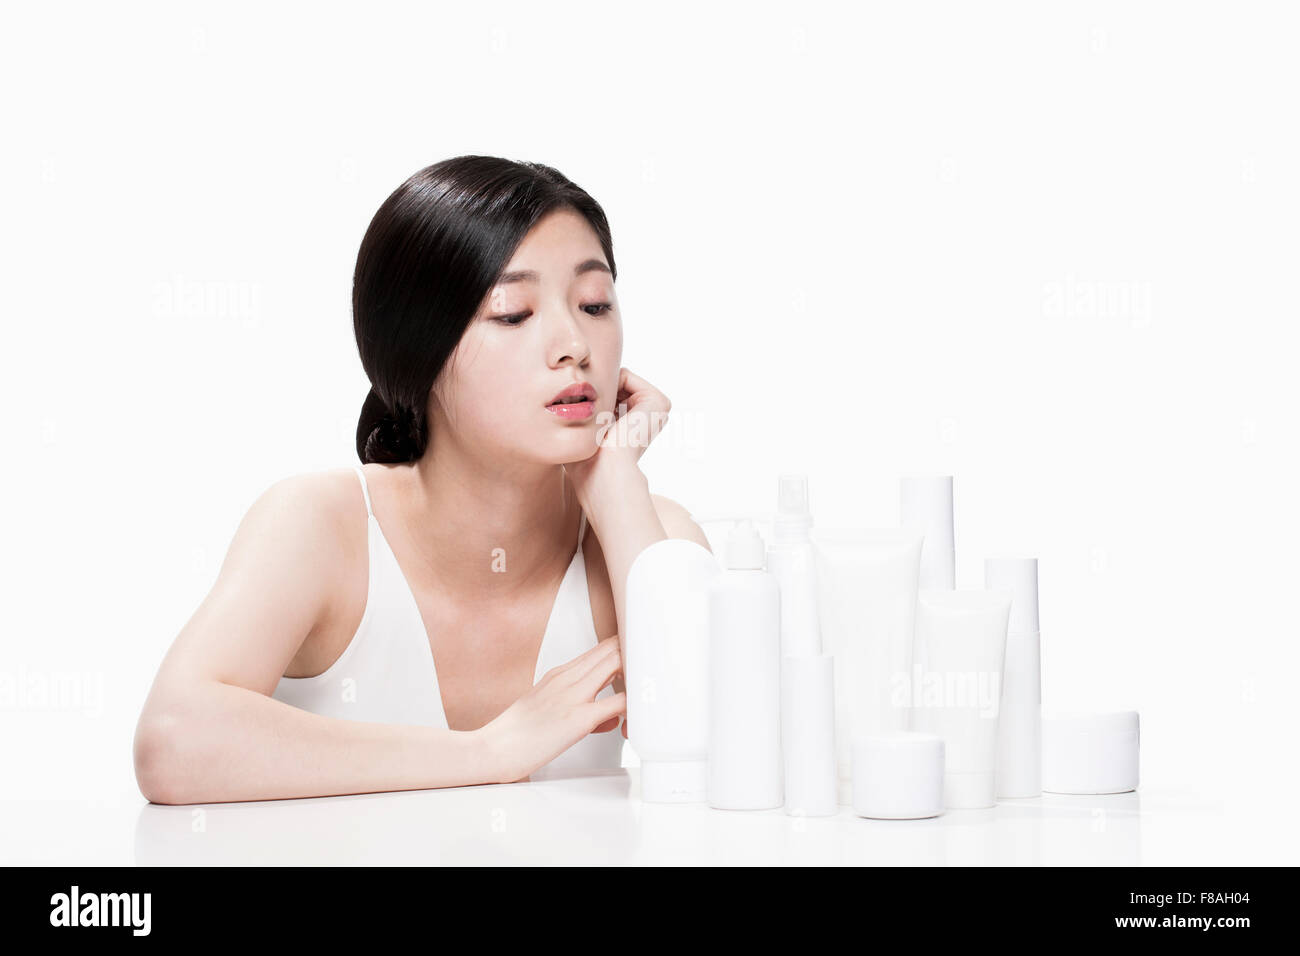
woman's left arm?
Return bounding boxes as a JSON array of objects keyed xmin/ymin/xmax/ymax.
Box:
[
  {"xmin": 579, "ymin": 463, "xmax": 661, "ymax": 654},
  {"xmin": 578, "ymin": 463, "xmax": 711, "ymax": 660},
  {"xmin": 563, "ymin": 368, "xmax": 711, "ymax": 719}
]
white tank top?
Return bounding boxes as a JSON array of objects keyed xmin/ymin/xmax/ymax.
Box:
[{"xmin": 271, "ymin": 464, "xmax": 623, "ymax": 780}]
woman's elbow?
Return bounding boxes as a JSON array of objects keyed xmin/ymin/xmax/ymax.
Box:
[{"xmin": 133, "ymin": 710, "xmax": 192, "ymax": 805}]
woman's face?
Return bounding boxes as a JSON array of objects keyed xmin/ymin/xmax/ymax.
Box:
[{"xmin": 430, "ymin": 207, "xmax": 623, "ymax": 465}]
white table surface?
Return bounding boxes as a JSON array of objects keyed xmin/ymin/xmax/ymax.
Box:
[{"xmin": 2, "ymin": 768, "xmax": 1283, "ymax": 866}]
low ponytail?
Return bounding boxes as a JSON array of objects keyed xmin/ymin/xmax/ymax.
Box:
[{"xmin": 355, "ymin": 386, "xmax": 428, "ymax": 464}]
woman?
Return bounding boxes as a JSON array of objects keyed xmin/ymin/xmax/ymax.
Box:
[{"xmin": 133, "ymin": 156, "xmax": 711, "ymax": 805}]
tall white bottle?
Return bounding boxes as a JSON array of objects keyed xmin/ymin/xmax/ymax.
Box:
[
  {"xmin": 767, "ymin": 475, "xmax": 822, "ymax": 657},
  {"xmin": 708, "ymin": 519, "xmax": 783, "ymax": 810},
  {"xmin": 900, "ymin": 475, "xmax": 956, "ymax": 590},
  {"xmin": 768, "ymin": 475, "xmax": 837, "ymax": 817},
  {"xmin": 985, "ymin": 557, "xmax": 1042, "ymax": 798}
]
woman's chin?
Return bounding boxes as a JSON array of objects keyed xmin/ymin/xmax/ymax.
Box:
[{"xmin": 550, "ymin": 437, "xmax": 601, "ymax": 466}]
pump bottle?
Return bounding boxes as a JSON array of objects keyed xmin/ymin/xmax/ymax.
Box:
[{"xmin": 707, "ymin": 519, "xmax": 783, "ymax": 810}]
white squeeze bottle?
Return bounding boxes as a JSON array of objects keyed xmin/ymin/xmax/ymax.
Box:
[
  {"xmin": 707, "ymin": 519, "xmax": 783, "ymax": 810},
  {"xmin": 768, "ymin": 475, "xmax": 838, "ymax": 817},
  {"xmin": 766, "ymin": 474, "xmax": 821, "ymax": 657}
]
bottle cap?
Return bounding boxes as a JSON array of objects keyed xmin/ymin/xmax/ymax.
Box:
[
  {"xmin": 900, "ymin": 475, "xmax": 955, "ymax": 589},
  {"xmin": 852, "ymin": 732, "xmax": 945, "ymax": 819},
  {"xmin": 985, "ymin": 556, "xmax": 1040, "ymax": 636},
  {"xmin": 725, "ymin": 519, "xmax": 767, "ymax": 570},
  {"xmin": 1042, "ymin": 710, "xmax": 1140, "ymax": 794},
  {"xmin": 774, "ymin": 475, "xmax": 813, "ymax": 544},
  {"xmin": 777, "ymin": 474, "xmax": 812, "ymax": 520}
]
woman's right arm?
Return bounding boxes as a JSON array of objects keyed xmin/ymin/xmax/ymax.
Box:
[
  {"xmin": 132, "ymin": 473, "xmax": 498, "ymax": 805},
  {"xmin": 134, "ymin": 473, "xmax": 626, "ymax": 805}
]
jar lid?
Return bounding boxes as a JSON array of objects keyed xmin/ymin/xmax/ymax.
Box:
[
  {"xmin": 852, "ymin": 732, "xmax": 946, "ymax": 819},
  {"xmin": 1042, "ymin": 710, "xmax": 1140, "ymax": 794}
]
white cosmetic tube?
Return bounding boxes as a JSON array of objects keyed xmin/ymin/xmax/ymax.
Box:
[
  {"xmin": 625, "ymin": 538, "xmax": 721, "ymax": 802},
  {"xmin": 910, "ymin": 588, "xmax": 1012, "ymax": 809},
  {"xmin": 780, "ymin": 655, "xmax": 838, "ymax": 817},
  {"xmin": 768, "ymin": 475, "xmax": 822, "ymax": 657},
  {"xmin": 900, "ymin": 476, "xmax": 956, "ymax": 590},
  {"xmin": 767, "ymin": 539, "xmax": 822, "ymax": 659},
  {"xmin": 985, "ymin": 557, "xmax": 1042, "ymax": 798},
  {"xmin": 812, "ymin": 528, "xmax": 923, "ymax": 802}
]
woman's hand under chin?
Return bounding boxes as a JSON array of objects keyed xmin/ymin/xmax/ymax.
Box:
[
  {"xmin": 562, "ymin": 368, "xmax": 673, "ymax": 752},
  {"xmin": 562, "ymin": 366, "xmax": 671, "ymax": 504}
]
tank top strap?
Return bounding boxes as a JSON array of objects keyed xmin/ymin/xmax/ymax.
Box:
[{"xmin": 351, "ymin": 464, "xmax": 374, "ymax": 519}]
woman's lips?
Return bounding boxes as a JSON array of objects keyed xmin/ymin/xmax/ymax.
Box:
[{"xmin": 545, "ymin": 399, "xmax": 595, "ymax": 420}]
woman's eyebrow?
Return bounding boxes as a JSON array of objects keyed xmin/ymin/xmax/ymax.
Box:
[{"xmin": 496, "ymin": 258, "xmax": 611, "ymax": 285}]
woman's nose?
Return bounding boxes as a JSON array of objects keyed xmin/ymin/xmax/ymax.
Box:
[{"xmin": 547, "ymin": 308, "xmax": 591, "ymax": 368}]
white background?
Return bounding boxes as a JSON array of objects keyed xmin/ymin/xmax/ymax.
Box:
[{"xmin": 1, "ymin": 1, "xmax": 1296, "ymax": 863}]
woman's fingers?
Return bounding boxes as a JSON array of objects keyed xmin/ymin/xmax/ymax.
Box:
[
  {"xmin": 588, "ymin": 691, "xmax": 626, "ymax": 728},
  {"xmin": 566, "ymin": 634, "xmax": 620, "ymax": 686},
  {"xmin": 591, "ymin": 367, "xmax": 671, "ymax": 454},
  {"xmin": 613, "ymin": 368, "xmax": 670, "ymax": 447},
  {"xmin": 576, "ymin": 639, "xmax": 623, "ymax": 698},
  {"xmin": 619, "ymin": 367, "xmax": 668, "ymax": 406},
  {"xmin": 554, "ymin": 635, "xmax": 617, "ymax": 681}
]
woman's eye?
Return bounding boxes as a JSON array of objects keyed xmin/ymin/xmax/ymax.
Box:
[{"xmin": 492, "ymin": 304, "xmax": 611, "ymax": 326}]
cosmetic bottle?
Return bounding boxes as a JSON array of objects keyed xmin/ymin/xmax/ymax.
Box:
[
  {"xmin": 1042, "ymin": 710, "xmax": 1140, "ymax": 794},
  {"xmin": 985, "ymin": 557, "xmax": 1042, "ymax": 798},
  {"xmin": 766, "ymin": 475, "xmax": 837, "ymax": 816},
  {"xmin": 813, "ymin": 527, "xmax": 923, "ymax": 803},
  {"xmin": 766, "ymin": 475, "xmax": 822, "ymax": 658},
  {"xmin": 900, "ymin": 475, "xmax": 956, "ymax": 590},
  {"xmin": 708, "ymin": 520, "xmax": 783, "ymax": 810},
  {"xmin": 625, "ymin": 538, "xmax": 721, "ymax": 802},
  {"xmin": 852, "ymin": 732, "xmax": 945, "ymax": 820},
  {"xmin": 781, "ymin": 655, "xmax": 838, "ymax": 817},
  {"xmin": 910, "ymin": 588, "xmax": 1012, "ymax": 809}
]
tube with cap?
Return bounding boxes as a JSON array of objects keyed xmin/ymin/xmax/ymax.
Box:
[
  {"xmin": 625, "ymin": 537, "xmax": 721, "ymax": 802},
  {"xmin": 900, "ymin": 475, "xmax": 956, "ymax": 590},
  {"xmin": 781, "ymin": 655, "xmax": 838, "ymax": 816},
  {"xmin": 708, "ymin": 520, "xmax": 783, "ymax": 810},
  {"xmin": 910, "ymin": 588, "xmax": 1012, "ymax": 809},
  {"xmin": 813, "ymin": 527, "xmax": 923, "ymax": 803},
  {"xmin": 985, "ymin": 556, "xmax": 1042, "ymax": 798},
  {"xmin": 767, "ymin": 475, "xmax": 822, "ymax": 657}
]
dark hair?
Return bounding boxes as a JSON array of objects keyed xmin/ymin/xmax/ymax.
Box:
[{"xmin": 353, "ymin": 156, "xmax": 618, "ymax": 463}]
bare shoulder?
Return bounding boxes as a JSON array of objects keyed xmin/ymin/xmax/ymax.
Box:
[
  {"xmin": 219, "ymin": 467, "xmax": 369, "ymax": 605},
  {"xmin": 649, "ymin": 492, "xmax": 712, "ymax": 551},
  {"xmin": 240, "ymin": 467, "xmax": 367, "ymax": 550},
  {"xmin": 139, "ymin": 466, "xmax": 372, "ymax": 709},
  {"xmin": 267, "ymin": 465, "xmax": 374, "ymax": 568},
  {"xmin": 274, "ymin": 466, "xmax": 368, "ymax": 522},
  {"xmin": 236, "ymin": 466, "xmax": 372, "ymax": 678}
]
